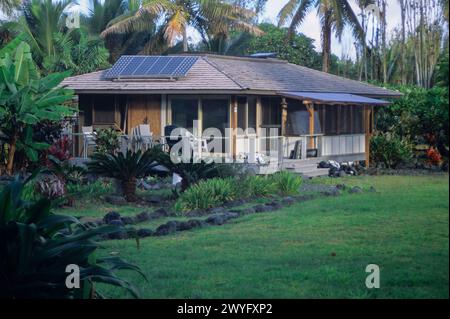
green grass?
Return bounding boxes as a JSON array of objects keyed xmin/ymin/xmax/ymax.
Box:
[{"xmin": 94, "ymin": 175, "xmax": 448, "ymax": 298}]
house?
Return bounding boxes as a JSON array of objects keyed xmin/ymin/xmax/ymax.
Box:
[{"xmin": 62, "ymin": 54, "xmax": 401, "ymax": 176}]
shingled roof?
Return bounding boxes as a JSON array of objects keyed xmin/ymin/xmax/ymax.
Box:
[{"xmin": 62, "ymin": 54, "xmax": 401, "ymax": 98}]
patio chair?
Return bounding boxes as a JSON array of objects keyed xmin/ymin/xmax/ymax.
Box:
[
  {"xmin": 185, "ymin": 131, "xmax": 208, "ymax": 155},
  {"xmin": 138, "ymin": 124, "xmax": 153, "ymax": 150},
  {"xmin": 81, "ymin": 126, "xmax": 96, "ymax": 158}
]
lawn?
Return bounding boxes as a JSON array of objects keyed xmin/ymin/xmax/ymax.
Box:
[{"xmin": 91, "ymin": 175, "xmax": 448, "ymax": 299}]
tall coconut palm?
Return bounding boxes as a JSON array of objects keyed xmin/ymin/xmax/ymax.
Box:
[
  {"xmin": 278, "ymin": 0, "xmax": 364, "ymax": 73},
  {"xmin": 101, "ymin": 0, "xmax": 262, "ymax": 54},
  {"xmin": 9, "ymin": 0, "xmax": 72, "ymax": 65}
]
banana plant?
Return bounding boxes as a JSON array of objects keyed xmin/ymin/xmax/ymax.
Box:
[{"xmin": 0, "ymin": 37, "xmax": 75, "ymax": 174}]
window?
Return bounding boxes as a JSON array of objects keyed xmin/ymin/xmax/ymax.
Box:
[
  {"xmin": 92, "ymin": 95, "xmax": 115, "ymax": 124},
  {"xmin": 286, "ymin": 100, "xmax": 309, "ymax": 135},
  {"xmin": 202, "ymin": 98, "xmax": 229, "ymax": 135},
  {"xmin": 325, "ymin": 106, "xmax": 338, "ymax": 135},
  {"xmin": 261, "ymin": 97, "xmax": 281, "ymax": 126},
  {"xmin": 339, "ymin": 106, "xmax": 352, "ymax": 134},
  {"xmin": 171, "ymin": 98, "xmax": 198, "ymax": 132},
  {"xmin": 248, "ymin": 97, "xmax": 257, "ymax": 131},
  {"xmin": 237, "ymin": 97, "xmax": 247, "ymax": 131},
  {"xmin": 315, "ymin": 106, "xmax": 325, "ymax": 134},
  {"xmin": 352, "ymin": 107, "xmax": 364, "ymax": 134},
  {"xmin": 237, "ymin": 96, "xmax": 257, "ymax": 135},
  {"xmin": 323, "ymin": 105, "xmax": 364, "ymax": 135}
]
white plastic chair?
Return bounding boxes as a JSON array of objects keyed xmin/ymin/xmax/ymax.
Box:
[
  {"xmin": 185, "ymin": 131, "xmax": 208, "ymax": 156},
  {"xmin": 138, "ymin": 124, "xmax": 153, "ymax": 150},
  {"xmin": 82, "ymin": 126, "xmax": 96, "ymax": 158}
]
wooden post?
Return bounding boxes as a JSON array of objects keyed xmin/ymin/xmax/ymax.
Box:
[
  {"xmin": 281, "ymin": 97, "xmax": 288, "ymax": 136},
  {"xmin": 232, "ymin": 97, "xmax": 238, "ymax": 160},
  {"xmin": 304, "ymin": 101, "xmax": 315, "ymax": 148},
  {"xmin": 364, "ymin": 105, "xmax": 372, "ymax": 167}
]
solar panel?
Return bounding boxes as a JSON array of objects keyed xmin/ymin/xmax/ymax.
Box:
[{"xmin": 105, "ymin": 56, "xmax": 199, "ymax": 79}]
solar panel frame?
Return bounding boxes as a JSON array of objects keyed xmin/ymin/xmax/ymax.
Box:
[{"xmin": 104, "ymin": 56, "xmax": 199, "ymax": 79}]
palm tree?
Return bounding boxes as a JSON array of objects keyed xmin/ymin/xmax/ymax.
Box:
[
  {"xmin": 9, "ymin": 0, "xmax": 72, "ymax": 65},
  {"xmin": 101, "ymin": 0, "xmax": 261, "ymax": 54},
  {"xmin": 0, "ymin": 0, "xmax": 22, "ymax": 15},
  {"xmin": 278, "ymin": 0, "xmax": 364, "ymax": 73}
]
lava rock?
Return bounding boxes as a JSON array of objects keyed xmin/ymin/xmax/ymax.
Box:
[
  {"xmin": 104, "ymin": 195, "xmax": 127, "ymax": 205},
  {"xmin": 266, "ymin": 201, "xmax": 283, "ymax": 210},
  {"xmin": 120, "ymin": 216, "xmax": 135, "ymax": 225},
  {"xmin": 322, "ymin": 187, "xmax": 341, "ymax": 197},
  {"xmin": 349, "ymin": 186, "xmax": 363, "ymax": 194},
  {"xmin": 240, "ymin": 207, "xmax": 256, "ymax": 215},
  {"xmin": 107, "ymin": 220, "xmax": 127, "ymax": 239},
  {"xmin": 369, "ymin": 186, "xmax": 377, "ymax": 193},
  {"xmin": 187, "ymin": 219, "xmax": 205, "ymax": 229},
  {"xmin": 253, "ymin": 204, "xmax": 270, "ymax": 213},
  {"xmin": 147, "ymin": 195, "xmax": 164, "ymax": 204},
  {"xmin": 336, "ymin": 184, "xmax": 347, "ymax": 191},
  {"xmin": 155, "ymin": 221, "xmax": 179, "ymax": 236},
  {"xmin": 205, "ymin": 214, "xmax": 226, "ymax": 225},
  {"xmin": 137, "ymin": 228, "xmax": 154, "ymax": 238},
  {"xmin": 281, "ymin": 197, "xmax": 296, "ymax": 206},
  {"xmin": 103, "ymin": 211, "xmax": 121, "ymax": 224},
  {"xmin": 135, "ymin": 211, "xmax": 150, "ymax": 223},
  {"xmin": 185, "ymin": 209, "xmax": 207, "ymax": 217},
  {"xmin": 150, "ymin": 208, "xmax": 171, "ymax": 219},
  {"xmin": 209, "ymin": 207, "xmax": 226, "ymax": 214},
  {"xmin": 176, "ymin": 221, "xmax": 192, "ymax": 231}
]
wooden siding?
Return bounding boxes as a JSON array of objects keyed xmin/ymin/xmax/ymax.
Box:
[{"xmin": 127, "ymin": 95, "xmax": 161, "ymax": 137}]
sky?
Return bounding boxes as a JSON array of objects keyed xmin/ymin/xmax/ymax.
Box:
[
  {"xmin": 259, "ymin": 0, "xmax": 403, "ymax": 59},
  {"xmin": 5, "ymin": 0, "xmax": 404, "ymax": 60}
]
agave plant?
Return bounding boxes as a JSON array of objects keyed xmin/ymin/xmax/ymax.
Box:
[
  {"xmin": 0, "ymin": 176, "xmax": 145, "ymax": 299},
  {"xmin": 87, "ymin": 149, "xmax": 159, "ymax": 201}
]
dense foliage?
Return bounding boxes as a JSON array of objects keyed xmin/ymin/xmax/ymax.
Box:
[
  {"xmin": 370, "ymin": 132, "xmax": 413, "ymax": 169},
  {"xmin": 175, "ymin": 171, "xmax": 302, "ymax": 211},
  {"xmin": 242, "ymin": 23, "xmax": 321, "ymax": 69},
  {"xmin": 374, "ymin": 84, "xmax": 449, "ymax": 167},
  {"xmin": 0, "ymin": 38, "xmax": 75, "ymax": 174},
  {"xmin": 0, "ymin": 177, "xmax": 145, "ymax": 299}
]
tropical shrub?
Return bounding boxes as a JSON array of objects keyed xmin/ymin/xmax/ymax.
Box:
[
  {"xmin": 175, "ymin": 178, "xmax": 236, "ymax": 211},
  {"xmin": 87, "ymin": 149, "xmax": 159, "ymax": 201},
  {"xmin": 95, "ymin": 128, "xmax": 120, "ymax": 155},
  {"xmin": 0, "ymin": 177, "xmax": 145, "ymax": 299},
  {"xmin": 375, "ymin": 85, "xmax": 449, "ymax": 159},
  {"xmin": 0, "ymin": 38, "xmax": 75, "ymax": 174},
  {"xmin": 236, "ymin": 175, "xmax": 277, "ymax": 198},
  {"xmin": 155, "ymin": 149, "xmax": 232, "ymax": 192},
  {"xmin": 272, "ymin": 171, "xmax": 302, "ymax": 196},
  {"xmin": 426, "ymin": 147, "xmax": 443, "ymax": 166},
  {"xmin": 48, "ymin": 136, "xmax": 72, "ymax": 161},
  {"xmin": 35, "ymin": 175, "xmax": 66, "ymax": 200},
  {"xmin": 370, "ymin": 132, "xmax": 413, "ymax": 169}
]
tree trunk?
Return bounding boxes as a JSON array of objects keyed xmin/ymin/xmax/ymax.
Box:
[
  {"xmin": 6, "ymin": 135, "xmax": 17, "ymax": 175},
  {"xmin": 321, "ymin": 17, "xmax": 332, "ymax": 73},
  {"xmin": 399, "ymin": 0, "xmax": 407, "ymax": 85},
  {"xmin": 182, "ymin": 26, "xmax": 188, "ymax": 52},
  {"xmin": 122, "ymin": 178, "xmax": 137, "ymax": 202},
  {"xmin": 381, "ymin": 0, "xmax": 388, "ymax": 84}
]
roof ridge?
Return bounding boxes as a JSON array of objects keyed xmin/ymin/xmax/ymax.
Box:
[
  {"xmin": 202, "ymin": 56, "xmax": 247, "ymax": 90},
  {"xmin": 288, "ymin": 62, "xmax": 400, "ymax": 95}
]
